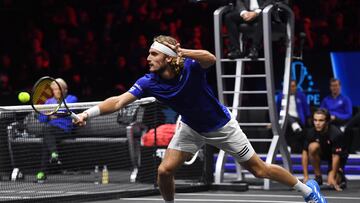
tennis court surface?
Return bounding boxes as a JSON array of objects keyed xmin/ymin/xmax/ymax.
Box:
[
  {"xmin": 2, "ymin": 101, "xmax": 360, "ymax": 203},
  {"xmin": 86, "ymin": 181, "xmax": 360, "ymax": 203}
]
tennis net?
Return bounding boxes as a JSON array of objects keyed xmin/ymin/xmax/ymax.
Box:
[{"xmin": 0, "ymin": 97, "xmax": 210, "ymax": 202}]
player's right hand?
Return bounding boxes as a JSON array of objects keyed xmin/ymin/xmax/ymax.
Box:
[{"xmin": 73, "ymin": 112, "xmax": 88, "ymax": 126}]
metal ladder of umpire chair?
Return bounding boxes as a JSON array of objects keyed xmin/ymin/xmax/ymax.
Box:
[{"xmin": 213, "ymin": 2, "xmax": 294, "ymax": 189}]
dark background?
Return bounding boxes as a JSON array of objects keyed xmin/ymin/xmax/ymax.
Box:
[{"xmin": 0, "ymin": 0, "xmax": 359, "ymax": 108}]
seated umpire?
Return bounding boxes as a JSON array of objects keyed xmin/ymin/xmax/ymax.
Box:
[
  {"xmin": 36, "ymin": 78, "xmax": 78, "ymax": 183},
  {"xmin": 225, "ymin": 0, "xmax": 272, "ymax": 60},
  {"xmin": 302, "ymin": 108, "xmax": 348, "ymax": 191}
]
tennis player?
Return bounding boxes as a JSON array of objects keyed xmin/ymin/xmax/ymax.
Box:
[{"xmin": 75, "ymin": 35, "xmax": 326, "ymax": 203}]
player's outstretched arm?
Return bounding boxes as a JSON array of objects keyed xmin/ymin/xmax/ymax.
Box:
[
  {"xmin": 98, "ymin": 92, "xmax": 137, "ymax": 115},
  {"xmin": 74, "ymin": 92, "xmax": 137, "ymax": 126}
]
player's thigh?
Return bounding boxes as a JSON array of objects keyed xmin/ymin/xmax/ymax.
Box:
[
  {"xmin": 160, "ymin": 149, "xmax": 193, "ymax": 172},
  {"xmin": 202, "ymin": 119, "xmax": 255, "ymax": 162},
  {"xmin": 163, "ymin": 122, "xmax": 204, "ymax": 172},
  {"xmin": 168, "ymin": 121, "xmax": 204, "ymax": 154}
]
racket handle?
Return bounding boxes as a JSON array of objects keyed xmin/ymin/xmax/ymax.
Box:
[{"xmin": 70, "ymin": 112, "xmax": 80, "ymax": 121}]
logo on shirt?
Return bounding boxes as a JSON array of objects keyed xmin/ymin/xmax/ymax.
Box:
[
  {"xmin": 134, "ymin": 83, "xmax": 142, "ymax": 91},
  {"xmin": 129, "ymin": 86, "xmax": 136, "ymax": 92}
]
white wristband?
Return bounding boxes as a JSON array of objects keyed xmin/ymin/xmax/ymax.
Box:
[{"xmin": 84, "ymin": 106, "xmax": 100, "ymax": 118}]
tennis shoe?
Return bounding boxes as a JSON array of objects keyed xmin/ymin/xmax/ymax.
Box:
[
  {"xmin": 50, "ymin": 152, "xmax": 61, "ymax": 165},
  {"xmin": 36, "ymin": 171, "xmax": 47, "ymax": 183},
  {"xmin": 304, "ymin": 179, "xmax": 327, "ymax": 203}
]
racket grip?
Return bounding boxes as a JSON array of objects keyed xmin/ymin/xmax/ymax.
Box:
[{"xmin": 70, "ymin": 112, "xmax": 80, "ymax": 121}]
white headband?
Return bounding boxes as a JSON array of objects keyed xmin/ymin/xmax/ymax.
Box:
[{"xmin": 150, "ymin": 41, "xmax": 177, "ymax": 57}]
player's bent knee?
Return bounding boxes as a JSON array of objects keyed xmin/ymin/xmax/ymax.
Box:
[{"xmin": 157, "ymin": 164, "xmax": 175, "ymax": 178}]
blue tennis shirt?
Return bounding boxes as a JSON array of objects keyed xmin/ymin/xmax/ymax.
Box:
[
  {"xmin": 38, "ymin": 95, "xmax": 78, "ymax": 132},
  {"xmin": 128, "ymin": 58, "xmax": 231, "ymax": 133},
  {"xmin": 320, "ymin": 94, "xmax": 352, "ymax": 121}
]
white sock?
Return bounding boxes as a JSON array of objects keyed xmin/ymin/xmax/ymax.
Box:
[
  {"xmin": 293, "ymin": 179, "xmax": 312, "ymax": 197},
  {"xmin": 165, "ymin": 201, "xmax": 174, "ymax": 203}
]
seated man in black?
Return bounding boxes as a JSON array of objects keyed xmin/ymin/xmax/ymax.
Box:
[
  {"xmin": 302, "ymin": 108, "xmax": 348, "ymax": 191},
  {"xmin": 225, "ymin": 0, "xmax": 272, "ymax": 59}
]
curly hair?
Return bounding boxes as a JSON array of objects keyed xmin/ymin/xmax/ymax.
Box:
[{"xmin": 153, "ymin": 35, "xmax": 184, "ymax": 75}]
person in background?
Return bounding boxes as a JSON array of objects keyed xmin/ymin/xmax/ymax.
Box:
[
  {"xmin": 277, "ymin": 80, "xmax": 310, "ymax": 153},
  {"xmin": 36, "ymin": 78, "xmax": 78, "ymax": 183},
  {"xmin": 320, "ymin": 78, "xmax": 352, "ymax": 128},
  {"xmin": 321, "ymin": 78, "xmax": 360, "ymax": 154},
  {"xmin": 303, "ymin": 108, "xmax": 348, "ymax": 191},
  {"xmin": 225, "ymin": 0, "xmax": 272, "ymax": 60}
]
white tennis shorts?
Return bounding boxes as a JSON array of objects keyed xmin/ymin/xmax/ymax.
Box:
[{"xmin": 168, "ymin": 118, "xmax": 255, "ymax": 162}]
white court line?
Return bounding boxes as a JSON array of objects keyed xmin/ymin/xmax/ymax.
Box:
[
  {"xmin": 67, "ymin": 191, "xmax": 90, "ymax": 194},
  {"xmin": 120, "ymin": 198, "xmax": 303, "ymax": 203},
  {"xmin": 0, "ymin": 197, "xmax": 25, "ymax": 199},
  {"xmin": 37, "ymin": 191, "xmax": 64, "ymax": 194},
  {"xmin": 18, "ymin": 190, "xmax": 35, "ymax": 194},
  {"xmin": 0, "ymin": 196, "xmax": 31, "ymax": 199},
  {"xmin": 179, "ymin": 193, "xmax": 360, "ymax": 200},
  {"xmin": 0, "ymin": 190, "xmax": 17, "ymax": 193}
]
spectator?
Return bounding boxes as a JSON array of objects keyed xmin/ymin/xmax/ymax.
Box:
[
  {"xmin": 303, "ymin": 17, "xmax": 315, "ymax": 49},
  {"xmin": 329, "ymin": 12, "xmax": 349, "ymax": 51},
  {"xmin": 0, "ymin": 73, "xmax": 13, "ymax": 104},
  {"xmin": 0, "ymin": 54, "xmax": 14, "ymax": 84},
  {"xmin": 78, "ymin": 30, "xmax": 98, "ymax": 68},
  {"xmin": 303, "ymin": 108, "xmax": 348, "ymax": 191},
  {"xmin": 224, "ymin": 0, "xmax": 272, "ymax": 60},
  {"xmin": 110, "ymin": 55, "xmax": 135, "ymax": 95},
  {"xmin": 315, "ymin": 33, "xmax": 331, "ymax": 51},
  {"xmin": 320, "ymin": 78, "xmax": 352, "ymax": 127},
  {"xmin": 129, "ymin": 34, "xmax": 149, "ymax": 68},
  {"xmin": 277, "ymin": 80, "xmax": 310, "ymax": 153},
  {"xmin": 0, "ymin": 0, "xmax": 359, "ymax": 103},
  {"xmin": 51, "ymin": 28, "xmax": 79, "ymax": 59},
  {"xmin": 36, "ymin": 78, "xmax": 78, "ymax": 183}
]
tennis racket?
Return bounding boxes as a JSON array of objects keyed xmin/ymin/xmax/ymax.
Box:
[{"xmin": 31, "ymin": 76, "xmax": 79, "ymax": 121}]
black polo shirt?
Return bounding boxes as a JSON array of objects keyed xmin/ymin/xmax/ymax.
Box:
[{"xmin": 305, "ymin": 125, "xmax": 348, "ymax": 160}]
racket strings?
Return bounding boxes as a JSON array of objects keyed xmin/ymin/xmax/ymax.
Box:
[
  {"xmin": 32, "ymin": 79, "xmax": 62, "ymax": 115},
  {"xmin": 32, "ymin": 80, "xmax": 53, "ymax": 104}
]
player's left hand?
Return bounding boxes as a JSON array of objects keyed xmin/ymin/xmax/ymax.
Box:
[{"xmin": 163, "ymin": 42, "xmax": 183, "ymax": 65}]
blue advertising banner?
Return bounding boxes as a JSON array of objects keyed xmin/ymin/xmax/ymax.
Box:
[{"xmin": 330, "ymin": 52, "xmax": 360, "ymax": 106}]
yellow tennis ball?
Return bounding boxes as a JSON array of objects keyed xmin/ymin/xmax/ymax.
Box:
[{"xmin": 18, "ymin": 92, "xmax": 30, "ymax": 103}]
